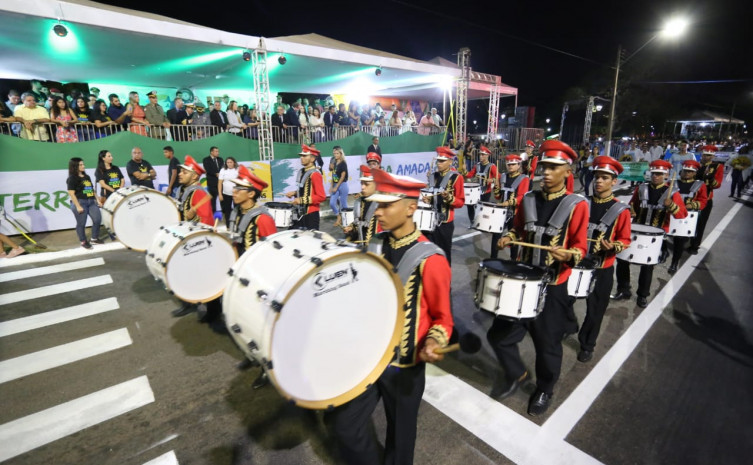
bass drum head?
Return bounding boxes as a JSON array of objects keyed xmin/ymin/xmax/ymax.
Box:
[
  {"xmin": 113, "ymin": 190, "xmax": 180, "ymax": 251},
  {"xmin": 265, "ymin": 202, "xmax": 295, "ymax": 210},
  {"xmin": 270, "ymin": 250, "xmax": 402, "ymax": 409},
  {"xmin": 481, "ymin": 258, "xmax": 548, "ymax": 280},
  {"xmin": 631, "ymin": 224, "xmax": 664, "ymax": 235}
]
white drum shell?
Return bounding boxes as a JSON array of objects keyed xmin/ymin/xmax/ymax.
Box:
[
  {"xmin": 464, "ymin": 183, "xmax": 481, "ymax": 205},
  {"xmin": 418, "ymin": 188, "xmax": 440, "ymax": 208},
  {"xmin": 101, "ymin": 186, "xmax": 180, "ymax": 251},
  {"xmin": 616, "ymin": 225, "xmax": 665, "ymax": 265},
  {"xmin": 145, "ymin": 222, "xmax": 238, "ymax": 303},
  {"xmin": 472, "ymin": 202, "xmax": 508, "ymax": 233},
  {"xmin": 668, "ymin": 210, "xmax": 699, "ymax": 237},
  {"xmin": 223, "ymin": 229, "xmax": 402, "ymax": 410},
  {"xmin": 413, "ymin": 207, "xmax": 438, "ymax": 232},
  {"xmin": 340, "ymin": 208, "xmax": 355, "ymax": 226},
  {"xmin": 476, "ymin": 269, "xmax": 545, "ymax": 319},
  {"xmin": 266, "ymin": 205, "xmax": 295, "ymax": 228},
  {"xmin": 567, "ymin": 266, "xmax": 595, "ymax": 298}
]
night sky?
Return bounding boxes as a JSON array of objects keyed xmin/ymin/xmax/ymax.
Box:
[{"xmin": 99, "ymin": 0, "xmax": 752, "ymax": 128}]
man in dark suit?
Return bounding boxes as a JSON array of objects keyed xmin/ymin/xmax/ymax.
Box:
[
  {"xmin": 202, "ymin": 146, "xmax": 223, "ymax": 213},
  {"xmin": 209, "ymin": 101, "xmax": 227, "ymax": 135},
  {"xmin": 284, "ymin": 102, "xmax": 300, "ymax": 141},
  {"xmin": 166, "ymin": 98, "xmax": 189, "ymax": 140},
  {"xmin": 323, "ymin": 105, "xmax": 336, "ymax": 141},
  {"xmin": 367, "ymin": 136, "xmax": 382, "ymax": 156},
  {"xmin": 271, "ymin": 105, "xmax": 285, "ymax": 142}
]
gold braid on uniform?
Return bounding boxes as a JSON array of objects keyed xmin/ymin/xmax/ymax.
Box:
[
  {"xmin": 667, "ymin": 201, "xmax": 680, "ymax": 215},
  {"xmin": 389, "ymin": 228, "xmax": 421, "ymax": 249},
  {"xmin": 504, "ymin": 229, "xmax": 520, "ymax": 242},
  {"xmin": 612, "ymin": 240, "xmax": 626, "ymax": 253},
  {"xmin": 685, "ymin": 198, "xmax": 699, "ymax": 210},
  {"xmin": 593, "ymin": 194, "xmax": 614, "ymax": 203},
  {"xmin": 427, "ymin": 326, "xmax": 449, "ymax": 347},
  {"xmin": 299, "ymin": 168, "xmax": 315, "ymax": 205},
  {"xmin": 542, "ymin": 186, "xmax": 567, "ymax": 200}
]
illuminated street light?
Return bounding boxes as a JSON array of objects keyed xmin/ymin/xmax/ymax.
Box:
[
  {"xmin": 546, "ymin": 118, "xmax": 550, "ymax": 124},
  {"xmin": 662, "ymin": 18, "xmax": 689, "ymax": 38}
]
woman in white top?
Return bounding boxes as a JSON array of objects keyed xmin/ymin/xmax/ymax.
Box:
[
  {"xmin": 225, "ymin": 101, "xmax": 247, "ymax": 135},
  {"xmin": 401, "ymin": 107, "xmax": 417, "ymax": 134},
  {"xmin": 217, "ymin": 157, "xmax": 239, "ymax": 227},
  {"xmin": 388, "ymin": 110, "xmax": 402, "ymax": 137},
  {"xmin": 308, "ymin": 107, "xmax": 325, "ymax": 143}
]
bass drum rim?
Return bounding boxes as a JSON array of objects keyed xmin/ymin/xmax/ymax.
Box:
[{"xmin": 104, "ymin": 187, "xmax": 179, "ymax": 252}]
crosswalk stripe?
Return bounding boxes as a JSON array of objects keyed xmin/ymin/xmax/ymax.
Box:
[
  {"xmin": 452, "ymin": 231, "xmax": 481, "ymax": 242},
  {"xmin": 0, "ymin": 242, "xmax": 125, "ymax": 268},
  {"xmin": 0, "ymin": 376, "xmax": 155, "ymax": 462},
  {"xmin": 0, "ymin": 298, "xmax": 120, "ymax": 338},
  {"xmin": 0, "ymin": 328, "xmax": 132, "ymax": 384},
  {"xmin": 0, "ymin": 258, "xmax": 105, "ymax": 283},
  {"xmin": 0, "ymin": 275, "xmax": 113, "ymax": 306},
  {"xmin": 143, "ymin": 450, "xmax": 180, "ymax": 465}
]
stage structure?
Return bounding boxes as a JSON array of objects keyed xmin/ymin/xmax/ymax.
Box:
[
  {"xmin": 559, "ymin": 96, "xmax": 610, "ymax": 147},
  {"xmin": 252, "ymin": 39, "xmax": 274, "ymax": 161}
]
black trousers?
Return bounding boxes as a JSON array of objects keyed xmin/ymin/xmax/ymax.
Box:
[
  {"xmin": 730, "ymin": 170, "xmax": 744, "ymax": 197},
  {"xmin": 205, "ymin": 297, "xmax": 222, "ymax": 322},
  {"xmin": 220, "ymin": 195, "xmax": 233, "ymax": 227},
  {"xmin": 689, "ymin": 198, "xmax": 712, "ymax": 252},
  {"xmin": 486, "ymin": 282, "xmax": 570, "ymax": 395},
  {"xmin": 427, "ymin": 221, "xmax": 454, "ymax": 263},
  {"xmin": 578, "ymin": 266, "xmax": 613, "ymax": 352},
  {"xmin": 615, "ymin": 258, "xmax": 655, "ymax": 298},
  {"xmin": 206, "ymin": 181, "xmax": 219, "ymax": 213},
  {"xmin": 671, "ymin": 236, "xmax": 689, "ymax": 265},
  {"xmin": 293, "ymin": 211, "xmax": 320, "ymax": 230},
  {"xmin": 325, "ymin": 364, "xmax": 426, "ymax": 465},
  {"xmin": 490, "ymin": 219, "xmax": 516, "ymax": 259},
  {"xmin": 467, "ymin": 191, "xmax": 491, "ymax": 223}
]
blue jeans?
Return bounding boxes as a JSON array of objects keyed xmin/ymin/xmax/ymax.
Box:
[
  {"xmin": 330, "ymin": 182, "xmax": 350, "ymax": 215},
  {"xmin": 71, "ymin": 198, "xmax": 102, "ymax": 242}
]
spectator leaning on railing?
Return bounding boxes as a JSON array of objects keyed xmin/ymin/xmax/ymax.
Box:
[
  {"xmin": 50, "ymin": 96, "xmax": 78, "ymax": 143},
  {"xmin": 107, "ymin": 93, "xmax": 131, "ymax": 128},
  {"xmin": 126, "ymin": 91, "xmax": 148, "ymax": 136},
  {"xmin": 13, "ymin": 92, "xmax": 50, "ymax": 141},
  {"xmin": 144, "ymin": 90, "xmax": 170, "ymax": 139},
  {"xmin": 90, "ymin": 99, "xmax": 117, "ymax": 139}
]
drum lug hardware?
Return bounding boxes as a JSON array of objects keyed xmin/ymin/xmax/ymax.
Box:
[
  {"xmin": 239, "ymin": 278, "xmax": 250, "ymax": 286},
  {"xmin": 256, "ymin": 289, "xmax": 267, "ymax": 299},
  {"xmin": 259, "ymin": 236, "xmax": 267, "ymax": 241},
  {"xmin": 230, "ymin": 324, "xmax": 241, "ymax": 333},
  {"xmin": 227, "ymin": 268, "xmax": 234, "ymax": 277},
  {"xmin": 313, "ymin": 231, "xmax": 323, "ymax": 239},
  {"xmin": 148, "ymin": 253, "xmax": 154, "ymax": 258},
  {"xmin": 310, "ymin": 257, "xmax": 323, "ymax": 267},
  {"xmin": 293, "ymin": 249, "xmax": 303, "ymax": 258},
  {"xmin": 247, "ymin": 340, "xmax": 258, "ymax": 350},
  {"xmin": 271, "ymin": 301, "xmax": 283, "ymax": 312},
  {"xmin": 273, "ymin": 240, "xmax": 282, "ymax": 249},
  {"xmin": 263, "ymin": 359, "xmax": 273, "ymax": 370}
]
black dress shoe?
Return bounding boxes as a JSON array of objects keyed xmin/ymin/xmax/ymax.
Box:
[
  {"xmin": 658, "ymin": 250, "xmax": 669, "ymax": 264},
  {"xmin": 527, "ymin": 390, "xmax": 552, "ymax": 416},
  {"xmin": 252, "ymin": 371, "xmax": 270, "ymax": 390},
  {"xmin": 237, "ymin": 358, "xmax": 260, "ymax": 371},
  {"xmin": 668, "ymin": 263, "xmax": 678, "ymax": 275},
  {"xmin": 577, "ymin": 350, "xmax": 593, "ymax": 363},
  {"xmin": 611, "ymin": 290, "xmax": 632, "ymax": 300},
  {"xmin": 687, "ymin": 248, "xmax": 699, "ymax": 255},
  {"xmin": 490, "ymin": 371, "xmax": 529, "ymax": 400},
  {"xmin": 209, "ymin": 319, "xmax": 228, "ymax": 334},
  {"xmin": 637, "ymin": 296, "xmax": 648, "ymax": 308},
  {"xmin": 172, "ymin": 303, "xmax": 196, "ymax": 317}
]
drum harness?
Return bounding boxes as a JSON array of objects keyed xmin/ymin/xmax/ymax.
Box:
[
  {"xmin": 474, "ymin": 162, "xmax": 492, "ymax": 190},
  {"xmin": 586, "ymin": 199, "xmax": 629, "ymax": 262},
  {"xmin": 498, "ymin": 173, "xmax": 526, "ymax": 204},
  {"xmin": 228, "ymin": 205, "xmax": 270, "ymax": 245},
  {"xmin": 178, "ymin": 184, "xmax": 204, "ymax": 223},
  {"xmin": 522, "ymin": 193, "xmax": 585, "ymax": 265},
  {"xmin": 637, "ymin": 183, "xmax": 678, "ymax": 226},
  {"xmin": 393, "ymin": 241, "xmax": 446, "ymax": 286},
  {"xmin": 352, "ymin": 198, "xmax": 378, "ymax": 243},
  {"xmin": 295, "ymin": 168, "xmax": 317, "ymax": 217},
  {"xmin": 678, "ymin": 180, "xmax": 704, "ymax": 202},
  {"xmin": 432, "ymin": 171, "xmax": 456, "ymax": 223}
]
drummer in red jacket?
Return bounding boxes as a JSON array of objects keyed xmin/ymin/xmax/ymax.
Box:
[
  {"xmin": 612, "ymin": 159, "xmax": 687, "ymax": 308},
  {"xmin": 668, "ymin": 159, "xmax": 708, "ymax": 274},
  {"xmin": 491, "ymin": 153, "xmax": 530, "ymax": 259},
  {"xmin": 423, "ymin": 146, "xmax": 464, "ymax": 263},
  {"xmin": 285, "ymin": 144, "xmax": 326, "ymax": 230},
  {"xmin": 490, "ymin": 140, "xmax": 589, "ymax": 416},
  {"xmin": 575, "ymin": 156, "xmax": 632, "ymax": 363},
  {"xmin": 464, "ymin": 145, "xmax": 498, "ymax": 222},
  {"xmin": 325, "ymin": 168, "xmax": 453, "ymax": 465},
  {"xmin": 688, "ymin": 145, "xmax": 724, "ymax": 254}
]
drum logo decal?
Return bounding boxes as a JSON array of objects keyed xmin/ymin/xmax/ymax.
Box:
[
  {"xmin": 312, "ymin": 263, "xmax": 358, "ymax": 297},
  {"xmin": 181, "ymin": 237, "xmax": 213, "ymax": 256},
  {"xmin": 127, "ymin": 195, "xmax": 151, "ymax": 209}
]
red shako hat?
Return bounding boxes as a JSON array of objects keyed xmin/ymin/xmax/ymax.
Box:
[
  {"xmin": 299, "ymin": 144, "xmax": 320, "ymax": 156},
  {"xmin": 649, "ymin": 159, "xmax": 673, "ymax": 173},
  {"xmin": 359, "ymin": 165, "xmax": 374, "ymax": 182},
  {"xmin": 505, "ymin": 154, "xmax": 522, "ymax": 163},
  {"xmin": 526, "ymin": 140, "xmax": 536, "ymax": 148},
  {"xmin": 592, "ymin": 156, "xmax": 624, "ymax": 176},
  {"xmin": 682, "ymin": 160, "xmax": 702, "ymax": 171},
  {"xmin": 701, "ymin": 145, "xmax": 718, "ymax": 155},
  {"xmin": 231, "ymin": 165, "xmax": 268, "ymax": 191},
  {"xmin": 366, "ymin": 152, "xmax": 382, "ymax": 164},
  {"xmin": 479, "ymin": 146, "xmax": 492, "ymax": 155},
  {"xmin": 367, "ymin": 168, "xmax": 427, "ymax": 202},
  {"xmin": 435, "ymin": 146, "xmax": 456, "ymax": 160},
  {"xmin": 180, "ymin": 155, "xmax": 205, "ymax": 175},
  {"xmin": 539, "ymin": 140, "xmax": 577, "ymax": 165}
]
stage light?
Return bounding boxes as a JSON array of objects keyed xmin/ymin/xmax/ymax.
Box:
[
  {"xmin": 278, "ymin": 55, "xmax": 287, "ymax": 65},
  {"xmin": 242, "ymin": 51, "xmax": 251, "ymax": 61},
  {"xmin": 53, "ymin": 23, "xmax": 68, "ymax": 37},
  {"xmin": 375, "ymin": 66, "xmax": 382, "ymax": 76}
]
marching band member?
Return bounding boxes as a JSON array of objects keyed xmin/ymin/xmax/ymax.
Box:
[
  {"xmin": 171, "ymin": 156, "xmax": 214, "ymax": 318},
  {"xmin": 688, "ymin": 145, "xmax": 723, "ymax": 254},
  {"xmin": 464, "ymin": 145, "xmax": 498, "ymax": 223},
  {"xmin": 325, "ymin": 168, "xmax": 453, "ymax": 465},
  {"xmin": 343, "ymin": 165, "xmax": 380, "ymax": 246},
  {"xmin": 522, "ymin": 139, "xmax": 537, "ymax": 175},
  {"xmin": 668, "ymin": 160, "xmax": 708, "ymax": 274},
  {"xmin": 489, "ymin": 140, "xmax": 588, "ymax": 416},
  {"xmin": 422, "ymin": 146, "xmax": 464, "ymax": 263},
  {"xmin": 612, "ymin": 159, "xmax": 687, "ymax": 308},
  {"xmin": 285, "ymin": 144, "xmax": 326, "ymax": 230},
  {"xmin": 490, "ymin": 153, "xmax": 530, "ymax": 259},
  {"xmin": 575, "ymin": 156, "xmax": 632, "ymax": 363}
]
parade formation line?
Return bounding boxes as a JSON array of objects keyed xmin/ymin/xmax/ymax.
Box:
[
  {"xmin": 0, "ymin": 242, "xmax": 125, "ymax": 268},
  {"xmin": 0, "ymin": 328, "xmax": 132, "ymax": 384},
  {"xmin": 0, "ymin": 275, "xmax": 113, "ymax": 306},
  {"xmin": 0, "ymin": 376, "xmax": 155, "ymax": 462},
  {"xmin": 0, "ymin": 297, "xmax": 120, "ymax": 337},
  {"xmin": 0, "ymin": 257, "xmax": 105, "ymax": 283},
  {"xmin": 142, "ymin": 450, "xmax": 180, "ymax": 465}
]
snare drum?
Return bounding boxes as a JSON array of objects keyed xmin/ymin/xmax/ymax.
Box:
[
  {"xmin": 145, "ymin": 222, "xmax": 238, "ymax": 303},
  {"xmin": 668, "ymin": 210, "xmax": 699, "ymax": 237},
  {"xmin": 464, "ymin": 183, "xmax": 481, "ymax": 205},
  {"xmin": 616, "ymin": 224, "xmax": 665, "ymax": 265},
  {"xmin": 413, "ymin": 207, "xmax": 438, "ymax": 232},
  {"xmin": 340, "ymin": 207, "xmax": 355, "ymax": 226},
  {"xmin": 474, "ymin": 259, "xmax": 549, "ymax": 319},
  {"xmin": 567, "ymin": 257, "xmax": 597, "ymax": 298},
  {"xmin": 265, "ymin": 202, "xmax": 297, "ymax": 228},
  {"xmin": 101, "ymin": 186, "xmax": 180, "ymax": 251},
  {"xmin": 472, "ymin": 202, "xmax": 508, "ymax": 233},
  {"xmin": 223, "ymin": 229, "xmax": 403, "ymax": 409},
  {"xmin": 418, "ymin": 188, "xmax": 438, "ymax": 208}
]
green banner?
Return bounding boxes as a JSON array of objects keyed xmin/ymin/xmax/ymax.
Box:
[{"xmin": 618, "ymin": 162, "xmax": 649, "ymax": 182}]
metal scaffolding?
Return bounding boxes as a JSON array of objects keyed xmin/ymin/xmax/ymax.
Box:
[
  {"xmin": 583, "ymin": 96, "xmax": 594, "ymax": 146},
  {"xmin": 252, "ymin": 39, "xmax": 274, "ymax": 161},
  {"xmin": 486, "ymin": 85, "xmax": 501, "ymax": 143},
  {"xmin": 455, "ymin": 47, "xmax": 471, "ymax": 145}
]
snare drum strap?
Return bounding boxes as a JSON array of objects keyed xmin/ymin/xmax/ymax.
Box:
[
  {"xmin": 229, "ymin": 206, "xmax": 270, "ymax": 241},
  {"xmin": 523, "ymin": 193, "xmax": 585, "ymax": 264},
  {"xmin": 353, "ymin": 199, "xmax": 379, "ymax": 243},
  {"xmin": 588, "ymin": 201, "xmax": 629, "ymax": 234},
  {"xmin": 395, "ymin": 242, "xmax": 445, "ymax": 285},
  {"xmin": 178, "ymin": 184, "xmax": 202, "ymax": 212}
]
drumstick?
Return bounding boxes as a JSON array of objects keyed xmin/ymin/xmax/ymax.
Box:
[
  {"xmin": 433, "ymin": 333, "xmax": 482, "ymax": 355},
  {"xmin": 508, "ymin": 241, "xmax": 577, "ymax": 253}
]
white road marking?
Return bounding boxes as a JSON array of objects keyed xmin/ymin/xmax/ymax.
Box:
[
  {"xmin": 541, "ymin": 194, "xmax": 748, "ymax": 439},
  {"xmin": 0, "ymin": 298, "xmax": 120, "ymax": 338},
  {"xmin": 0, "ymin": 257, "xmax": 105, "ymax": 283},
  {"xmin": 0, "ymin": 376, "xmax": 155, "ymax": 462},
  {"xmin": 453, "ymin": 231, "xmax": 481, "ymax": 242},
  {"xmin": 0, "ymin": 275, "xmax": 113, "ymax": 306},
  {"xmin": 142, "ymin": 450, "xmax": 179, "ymax": 465},
  {"xmin": 0, "ymin": 328, "xmax": 132, "ymax": 384},
  {"xmin": 0, "ymin": 242, "xmax": 125, "ymax": 268}
]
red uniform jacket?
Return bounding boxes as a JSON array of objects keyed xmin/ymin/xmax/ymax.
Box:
[
  {"xmin": 566, "ymin": 172, "xmax": 574, "ymax": 194},
  {"xmin": 505, "ymin": 188, "xmax": 589, "ymax": 285},
  {"xmin": 432, "ymin": 170, "xmax": 464, "ymax": 223},
  {"xmin": 298, "ymin": 168, "xmax": 326, "ymax": 215},
  {"xmin": 494, "ymin": 172, "xmax": 530, "ymax": 209},
  {"xmin": 235, "ymin": 212, "xmax": 277, "ymax": 254},
  {"xmin": 181, "ymin": 186, "xmax": 213, "ymax": 226},
  {"xmin": 628, "ymin": 182, "xmax": 688, "ymax": 233},
  {"xmin": 697, "ymin": 161, "xmax": 724, "ymax": 199},
  {"xmin": 383, "ymin": 231, "xmax": 453, "ymax": 367},
  {"xmin": 465, "ymin": 162, "xmax": 499, "ymax": 194},
  {"xmin": 677, "ymin": 179, "xmax": 708, "ymax": 211},
  {"xmin": 587, "ymin": 196, "xmax": 632, "ymax": 269}
]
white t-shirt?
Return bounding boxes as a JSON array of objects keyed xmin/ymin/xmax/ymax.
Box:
[{"xmin": 219, "ymin": 167, "xmax": 239, "ymax": 195}]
